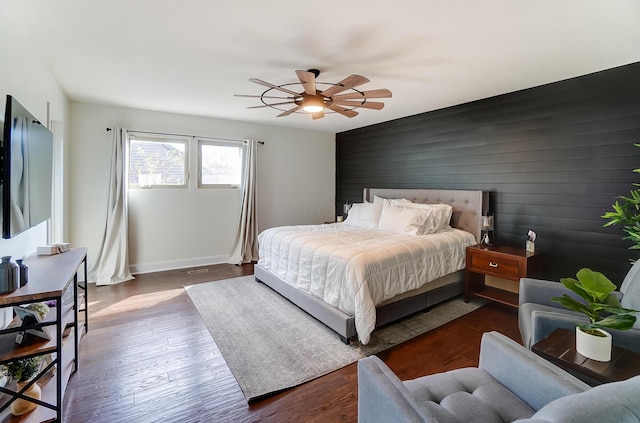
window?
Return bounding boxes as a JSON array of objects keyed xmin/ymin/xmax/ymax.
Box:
[
  {"xmin": 198, "ymin": 139, "xmax": 244, "ymax": 188},
  {"xmin": 129, "ymin": 134, "xmax": 188, "ymax": 188}
]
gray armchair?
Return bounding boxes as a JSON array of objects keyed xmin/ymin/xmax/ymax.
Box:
[
  {"xmin": 519, "ymin": 260, "xmax": 640, "ymax": 353},
  {"xmin": 357, "ymin": 331, "xmax": 640, "ymax": 423}
]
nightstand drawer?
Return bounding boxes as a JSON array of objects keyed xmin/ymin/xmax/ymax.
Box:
[{"xmin": 468, "ymin": 252, "xmax": 520, "ymax": 280}]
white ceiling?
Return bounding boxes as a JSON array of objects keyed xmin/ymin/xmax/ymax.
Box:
[{"xmin": 3, "ymin": 1, "xmax": 640, "ymax": 133}]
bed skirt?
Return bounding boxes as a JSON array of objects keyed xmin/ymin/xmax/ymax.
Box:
[{"xmin": 254, "ymin": 264, "xmax": 464, "ymax": 344}]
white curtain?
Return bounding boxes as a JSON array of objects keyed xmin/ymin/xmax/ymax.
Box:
[
  {"xmin": 89, "ymin": 127, "xmax": 135, "ymax": 285},
  {"xmin": 228, "ymin": 139, "xmax": 259, "ymax": 265}
]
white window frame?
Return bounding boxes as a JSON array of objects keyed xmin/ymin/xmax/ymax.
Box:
[
  {"xmin": 128, "ymin": 132, "xmax": 189, "ymax": 189},
  {"xmin": 197, "ymin": 138, "xmax": 245, "ymax": 189}
]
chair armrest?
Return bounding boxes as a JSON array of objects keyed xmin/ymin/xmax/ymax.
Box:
[
  {"xmin": 519, "ymin": 278, "xmax": 570, "ymax": 308},
  {"xmin": 608, "ymin": 327, "xmax": 640, "ymax": 353},
  {"xmin": 479, "ymin": 332, "xmax": 589, "ymax": 411},
  {"xmin": 522, "ymin": 376, "xmax": 640, "ymax": 423},
  {"xmin": 357, "ymin": 356, "xmax": 432, "ymax": 423},
  {"xmin": 528, "ymin": 309, "xmax": 587, "ymax": 348}
]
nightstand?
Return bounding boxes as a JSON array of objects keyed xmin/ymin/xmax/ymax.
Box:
[{"xmin": 464, "ymin": 244, "xmax": 541, "ymax": 308}]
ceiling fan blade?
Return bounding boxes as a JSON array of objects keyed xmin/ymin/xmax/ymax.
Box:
[
  {"xmin": 332, "ymin": 100, "xmax": 385, "ymax": 110},
  {"xmin": 277, "ymin": 105, "xmax": 302, "ymax": 117},
  {"xmin": 332, "ymin": 89, "xmax": 392, "ymax": 100},
  {"xmin": 235, "ymin": 94, "xmax": 296, "ymax": 100},
  {"xmin": 296, "ymin": 70, "xmax": 317, "ymax": 95},
  {"xmin": 326, "ymin": 104, "xmax": 358, "ymax": 118},
  {"xmin": 321, "ymin": 75, "xmax": 370, "ymax": 98},
  {"xmin": 247, "ymin": 101, "xmax": 295, "ymax": 109},
  {"xmin": 312, "ymin": 111, "xmax": 324, "ymax": 120},
  {"xmin": 249, "ymin": 78, "xmax": 301, "ymax": 96}
]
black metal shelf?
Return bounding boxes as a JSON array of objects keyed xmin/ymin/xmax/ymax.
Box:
[{"xmin": 0, "ymin": 248, "xmax": 88, "ymax": 422}]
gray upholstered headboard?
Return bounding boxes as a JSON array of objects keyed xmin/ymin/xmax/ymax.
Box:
[{"xmin": 363, "ymin": 188, "xmax": 488, "ymax": 243}]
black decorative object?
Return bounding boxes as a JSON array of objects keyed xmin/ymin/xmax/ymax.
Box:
[
  {"xmin": 0, "ymin": 256, "xmax": 18, "ymax": 294},
  {"xmin": 16, "ymin": 259, "xmax": 28, "ymax": 287},
  {"xmin": 0, "ymin": 256, "xmax": 10, "ymax": 293}
]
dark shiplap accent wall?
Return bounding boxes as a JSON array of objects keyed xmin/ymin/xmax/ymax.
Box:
[{"xmin": 336, "ymin": 62, "xmax": 640, "ymax": 284}]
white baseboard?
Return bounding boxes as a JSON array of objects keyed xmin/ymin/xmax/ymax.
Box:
[{"xmin": 129, "ymin": 254, "xmax": 230, "ymax": 275}]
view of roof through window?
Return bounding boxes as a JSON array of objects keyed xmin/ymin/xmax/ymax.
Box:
[{"xmin": 129, "ymin": 139, "xmax": 186, "ymax": 186}]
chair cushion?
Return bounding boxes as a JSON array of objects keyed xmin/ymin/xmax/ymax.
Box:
[{"xmin": 403, "ymin": 367, "xmax": 535, "ymax": 423}]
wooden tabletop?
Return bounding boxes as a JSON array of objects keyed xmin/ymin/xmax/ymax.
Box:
[
  {"xmin": 532, "ymin": 328, "xmax": 640, "ymax": 385},
  {"xmin": 0, "ymin": 248, "xmax": 87, "ymax": 305}
]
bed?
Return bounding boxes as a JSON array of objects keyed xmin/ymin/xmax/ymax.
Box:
[{"xmin": 254, "ymin": 188, "xmax": 487, "ymax": 344}]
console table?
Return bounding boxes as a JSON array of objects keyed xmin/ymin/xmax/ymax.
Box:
[
  {"xmin": 0, "ymin": 248, "xmax": 88, "ymax": 422},
  {"xmin": 532, "ymin": 328, "xmax": 640, "ymax": 386}
]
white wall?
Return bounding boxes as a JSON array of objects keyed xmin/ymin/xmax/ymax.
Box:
[
  {"xmin": 69, "ymin": 102, "xmax": 335, "ymax": 274},
  {"xmin": 0, "ymin": 10, "xmax": 69, "ymax": 260}
]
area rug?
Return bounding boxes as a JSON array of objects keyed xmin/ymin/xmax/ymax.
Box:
[{"xmin": 185, "ymin": 276, "xmax": 483, "ymax": 402}]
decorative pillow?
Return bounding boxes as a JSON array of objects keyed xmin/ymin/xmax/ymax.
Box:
[
  {"xmin": 427, "ymin": 203, "xmax": 453, "ymax": 231},
  {"xmin": 389, "ymin": 200, "xmax": 453, "ymax": 233},
  {"xmin": 343, "ymin": 202, "xmax": 383, "ymax": 229},
  {"xmin": 377, "ymin": 200, "xmax": 430, "ymax": 236}
]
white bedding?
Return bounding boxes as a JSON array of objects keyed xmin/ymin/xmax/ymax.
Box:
[{"xmin": 257, "ymin": 223, "xmax": 476, "ymax": 344}]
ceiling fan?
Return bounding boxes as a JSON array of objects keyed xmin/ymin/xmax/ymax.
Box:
[{"xmin": 235, "ymin": 69, "xmax": 392, "ymax": 119}]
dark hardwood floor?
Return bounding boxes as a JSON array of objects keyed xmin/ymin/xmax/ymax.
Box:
[{"xmin": 62, "ymin": 263, "xmax": 520, "ymax": 423}]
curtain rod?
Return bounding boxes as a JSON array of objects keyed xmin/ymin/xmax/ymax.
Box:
[{"xmin": 105, "ymin": 127, "xmax": 264, "ymax": 144}]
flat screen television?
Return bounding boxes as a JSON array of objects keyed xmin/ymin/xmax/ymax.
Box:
[{"xmin": 1, "ymin": 95, "xmax": 53, "ymax": 239}]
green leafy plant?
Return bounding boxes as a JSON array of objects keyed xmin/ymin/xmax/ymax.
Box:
[
  {"xmin": 2, "ymin": 356, "xmax": 42, "ymax": 382},
  {"xmin": 551, "ymin": 268, "xmax": 638, "ymax": 335},
  {"xmin": 24, "ymin": 302, "xmax": 49, "ymax": 319},
  {"xmin": 602, "ymin": 143, "xmax": 640, "ymax": 251}
]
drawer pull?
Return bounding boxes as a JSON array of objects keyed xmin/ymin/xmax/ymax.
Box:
[{"xmin": 489, "ymin": 262, "xmax": 499, "ymax": 268}]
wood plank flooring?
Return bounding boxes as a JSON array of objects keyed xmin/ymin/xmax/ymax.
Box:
[{"xmin": 62, "ymin": 263, "xmax": 520, "ymax": 423}]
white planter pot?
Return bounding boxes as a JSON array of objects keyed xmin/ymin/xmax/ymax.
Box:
[{"xmin": 575, "ymin": 326, "xmax": 612, "ymax": 362}]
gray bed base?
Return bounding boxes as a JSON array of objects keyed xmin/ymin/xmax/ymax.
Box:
[{"xmin": 254, "ymin": 188, "xmax": 487, "ymax": 344}]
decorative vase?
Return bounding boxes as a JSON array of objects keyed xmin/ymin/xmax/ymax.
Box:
[
  {"xmin": 10, "ymin": 380, "xmax": 41, "ymax": 416},
  {"xmin": 575, "ymin": 326, "xmax": 612, "ymax": 362},
  {"xmin": 0, "ymin": 256, "xmax": 14, "ymax": 294},
  {"xmin": 16, "ymin": 259, "xmax": 28, "ymax": 287}
]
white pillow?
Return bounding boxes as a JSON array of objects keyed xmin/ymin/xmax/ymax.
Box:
[
  {"xmin": 343, "ymin": 202, "xmax": 383, "ymax": 229},
  {"xmin": 373, "ymin": 195, "xmax": 412, "ymax": 204},
  {"xmin": 429, "ymin": 203, "xmax": 453, "ymax": 231},
  {"xmin": 378, "ymin": 200, "xmax": 430, "ymax": 236},
  {"xmin": 389, "ymin": 200, "xmax": 452, "ymax": 233},
  {"xmin": 373, "ymin": 195, "xmax": 386, "ymax": 204}
]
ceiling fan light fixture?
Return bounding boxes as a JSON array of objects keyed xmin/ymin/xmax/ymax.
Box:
[
  {"xmin": 302, "ymin": 105, "xmax": 324, "ymax": 113},
  {"xmin": 239, "ymin": 69, "xmax": 391, "ymax": 119},
  {"xmin": 302, "ymin": 96, "xmax": 325, "ymax": 113}
]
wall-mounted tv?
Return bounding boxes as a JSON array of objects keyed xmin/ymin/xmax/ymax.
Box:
[{"xmin": 1, "ymin": 95, "xmax": 53, "ymax": 239}]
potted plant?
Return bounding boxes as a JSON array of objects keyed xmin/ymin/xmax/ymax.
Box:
[
  {"xmin": 2, "ymin": 356, "xmax": 43, "ymax": 416},
  {"xmin": 551, "ymin": 268, "xmax": 638, "ymax": 361},
  {"xmin": 23, "ymin": 302, "xmax": 50, "ymax": 320}
]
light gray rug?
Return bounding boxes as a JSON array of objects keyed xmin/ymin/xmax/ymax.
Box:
[{"xmin": 185, "ymin": 276, "xmax": 483, "ymax": 402}]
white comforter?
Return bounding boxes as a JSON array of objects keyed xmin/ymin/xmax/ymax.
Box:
[{"xmin": 257, "ymin": 223, "xmax": 476, "ymax": 344}]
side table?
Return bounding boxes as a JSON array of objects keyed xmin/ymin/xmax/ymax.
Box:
[
  {"xmin": 464, "ymin": 244, "xmax": 541, "ymax": 308},
  {"xmin": 532, "ymin": 328, "xmax": 640, "ymax": 386}
]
